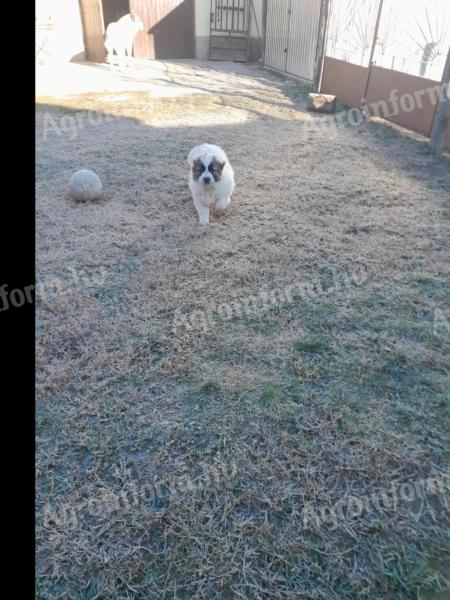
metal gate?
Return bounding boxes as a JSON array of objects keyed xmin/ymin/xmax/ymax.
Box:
[
  {"xmin": 264, "ymin": 0, "xmax": 322, "ymax": 82},
  {"xmin": 36, "ymin": 17, "xmax": 54, "ymax": 64},
  {"xmin": 210, "ymin": 0, "xmax": 250, "ymax": 61}
]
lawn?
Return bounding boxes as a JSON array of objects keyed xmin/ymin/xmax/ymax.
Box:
[{"xmin": 36, "ymin": 61, "xmax": 450, "ymax": 599}]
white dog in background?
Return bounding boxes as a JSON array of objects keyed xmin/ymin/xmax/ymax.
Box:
[
  {"xmin": 104, "ymin": 13, "xmax": 144, "ymax": 67},
  {"xmin": 188, "ymin": 144, "xmax": 235, "ymax": 225}
]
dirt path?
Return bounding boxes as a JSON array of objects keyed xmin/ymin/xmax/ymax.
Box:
[{"xmin": 36, "ymin": 58, "xmax": 280, "ymax": 98}]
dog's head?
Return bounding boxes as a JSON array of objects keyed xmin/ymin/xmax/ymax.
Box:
[
  {"xmin": 191, "ymin": 155, "xmax": 226, "ymax": 187},
  {"xmin": 130, "ymin": 13, "xmax": 144, "ymax": 31}
]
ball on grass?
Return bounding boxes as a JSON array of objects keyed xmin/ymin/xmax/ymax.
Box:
[{"xmin": 69, "ymin": 169, "xmax": 102, "ymax": 201}]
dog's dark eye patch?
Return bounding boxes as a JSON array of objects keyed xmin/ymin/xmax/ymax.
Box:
[
  {"xmin": 208, "ymin": 158, "xmax": 225, "ymax": 182},
  {"xmin": 192, "ymin": 159, "xmax": 206, "ymax": 180}
]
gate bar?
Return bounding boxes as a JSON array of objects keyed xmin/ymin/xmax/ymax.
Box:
[
  {"xmin": 361, "ymin": 0, "xmax": 385, "ymax": 111},
  {"xmin": 430, "ymin": 48, "xmax": 450, "ymax": 154},
  {"xmin": 211, "ymin": 0, "xmax": 249, "ymax": 35},
  {"xmin": 313, "ymin": 0, "xmax": 331, "ymax": 92}
]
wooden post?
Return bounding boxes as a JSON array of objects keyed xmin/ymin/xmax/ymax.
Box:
[
  {"xmin": 430, "ymin": 49, "xmax": 450, "ymax": 155},
  {"xmin": 78, "ymin": 0, "xmax": 106, "ymax": 63},
  {"xmin": 313, "ymin": 0, "xmax": 330, "ymax": 93}
]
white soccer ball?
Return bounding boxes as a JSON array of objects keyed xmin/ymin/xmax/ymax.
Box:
[{"xmin": 69, "ymin": 169, "xmax": 102, "ymax": 201}]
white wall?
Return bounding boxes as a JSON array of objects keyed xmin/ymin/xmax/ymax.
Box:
[
  {"xmin": 36, "ymin": 0, "xmax": 85, "ymax": 64},
  {"xmin": 194, "ymin": 0, "xmax": 210, "ymax": 38},
  {"xmin": 249, "ymin": 0, "xmax": 263, "ymax": 38}
]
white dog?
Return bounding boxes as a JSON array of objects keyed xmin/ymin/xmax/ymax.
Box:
[
  {"xmin": 188, "ymin": 144, "xmax": 235, "ymax": 225},
  {"xmin": 104, "ymin": 13, "xmax": 144, "ymax": 66}
]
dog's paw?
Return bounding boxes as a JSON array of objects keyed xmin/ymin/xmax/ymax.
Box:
[{"xmin": 215, "ymin": 197, "xmax": 231, "ymax": 213}]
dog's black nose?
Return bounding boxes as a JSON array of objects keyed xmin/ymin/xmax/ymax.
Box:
[{"xmin": 203, "ymin": 176, "xmax": 211, "ymax": 184}]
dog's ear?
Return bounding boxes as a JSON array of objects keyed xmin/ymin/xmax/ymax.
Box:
[
  {"xmin": 187, "ymin": 148, "xmax": 198, "ymax": 166},
  {"xmin": 214, "ymin": 158, "xmax": 226, "ymax": 169}
]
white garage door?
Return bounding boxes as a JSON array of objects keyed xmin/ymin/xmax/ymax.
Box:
[{"xmin": 264, "ymin": 0, "xmax": 322, "ymax": 82}]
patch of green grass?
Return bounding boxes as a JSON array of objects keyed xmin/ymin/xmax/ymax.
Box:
[
  {"xmin": 378, "ymin": 543, "xmax": 448, "ymax": 598},
  {"xmin": 293, "ymin": 336, "xmax": 330, "ymax": 354},
  {"xmin": 335, "ymin": 99, "xmax": 348, "ymax": 112},
  {"xmin": 282, "ymin": 79, "xmax": 312, "ymax": 104},
  {"xmin": 259, "ymin": 382, "xmax": 278, "ymax": 405},
  {"xmin": 198, "ymin": 379, "xmax": 221, "ymax": 395}
]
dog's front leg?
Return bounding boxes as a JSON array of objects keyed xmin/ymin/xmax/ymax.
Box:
[
  {"xmin": 126, "ymin": 44, "xmax": 133, "ymax": 66},
  {"xmin": 194, "ymin": 198, "xmax": 209, "ymax": 225},
  {"xmin": 106, "ymin": 50, "xmax": 116, "ymax": 68},
  {"xmin": 116, "ymin": 47, "xmax": 125, "ymax": 68},
  {"xmin": 215, "ymin": 196, "xmax": 231, "ymax": 214}
]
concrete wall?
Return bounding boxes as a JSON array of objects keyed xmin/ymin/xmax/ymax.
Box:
[
  {"xmin": 321, "ymin": 57, "xmax": 367, "ymax": 108},
  {"xmin": 36, "ymin": 0, "xmax": 85, "ymax": 63},
  {"xmin": 248, "ymin": 0, "xmax": 264, "ymax": 62},
  {"xmin": 194, "ymin": 0, "xmax": 210, "ymax": 60},
  {"xmin": 322, "ymin": 56, "xmax": 449, "ymax": 149},
  {"xmin": 194, "ymin": 0, "xmax": 264, "ymax": 61},
  {"xmin": 366, "ymin": 66, "xmax": 442, "ymax": 138}
]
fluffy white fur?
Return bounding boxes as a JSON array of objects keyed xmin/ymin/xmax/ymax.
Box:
[
  {"xmin": 104, "ymin": 13, "xmax": 144, "ymax": 66},
  {"xmin": 188, "ymin": 144, "xmax": 235, "ymax": 225}
]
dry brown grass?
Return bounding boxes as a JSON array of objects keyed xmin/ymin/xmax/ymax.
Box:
[{"xmin": 36, "ymin": 62, "xmax": 450, "ymax": 599}]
